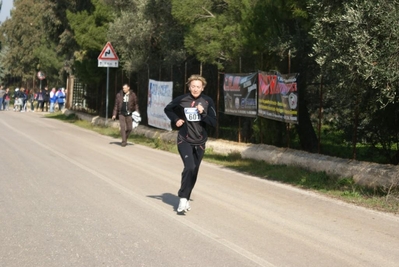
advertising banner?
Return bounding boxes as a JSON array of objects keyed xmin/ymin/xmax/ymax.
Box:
[
  {"xmin": 147, "ymin": 79, "xmax": 173, "ymax": 131},
  {"xmin": 258, "ymin": 72, "xmax": 299, "ymax": 124},
  {"xmin": 223, "ymin": 73, "xmax": 258, "ymax": 117}
]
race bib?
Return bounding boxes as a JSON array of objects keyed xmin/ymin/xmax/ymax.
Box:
[{"xmin": 184, "ymin": 107, "xmax": 201, "ymax": 122}]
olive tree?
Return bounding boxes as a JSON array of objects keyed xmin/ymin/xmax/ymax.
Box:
[{"xmin": 309, "ymin": 0, "xmax": 399, "ymax": 162}]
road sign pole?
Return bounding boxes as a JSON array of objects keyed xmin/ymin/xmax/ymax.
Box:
[
  {"xmin": 106, "ymin": 67, "xmax": 109, "ymax": 126},
  {"xmin": 98, "ymin": 42, "xmax": 118, "ymax": 126}
]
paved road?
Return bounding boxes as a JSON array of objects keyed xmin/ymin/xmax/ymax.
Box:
[{"xmin": 0, "ymin": 111, "xmax": 398, "ymax": 267}]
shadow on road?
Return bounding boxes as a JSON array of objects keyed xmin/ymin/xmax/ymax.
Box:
[
  {"xmin": 109, "ymin": 141, "xmax": 122, "ymax": 146},
  {"xmin": 109, "ymin": 141, "xmax": 135, "ymax": 146},
  {"xmin": 147, "ymin": 193, "xmax": 188, "ymax": 215}
]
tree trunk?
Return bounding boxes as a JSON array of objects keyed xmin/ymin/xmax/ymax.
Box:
[{"xmin": 296, "ymin": 91, "xmax": 318, "ymax": 153}]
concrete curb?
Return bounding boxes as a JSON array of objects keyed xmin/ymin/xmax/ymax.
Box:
[{"xmin": 67, "ymin": 110, "xmax": 399, "ymax": 189}]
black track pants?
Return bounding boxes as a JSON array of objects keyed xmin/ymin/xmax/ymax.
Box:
[{"xmin": 177, "ymin": 140, "xmax": 205, "ymax": 200}]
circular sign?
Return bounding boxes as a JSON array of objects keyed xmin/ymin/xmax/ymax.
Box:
[{"xmin": 37, "ymin": 71, "xmax": 46, "ymax": 80}]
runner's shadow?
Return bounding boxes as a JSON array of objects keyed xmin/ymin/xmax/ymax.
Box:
[
  {"xmin": 147, "ymin": 193, "xmax": 183, "ymax": 214},
  {"xmin": 109, "ymin": 141, "xmax": 121, "ymax": 146},
  {"xmin": 109, "ymin": 141, "xmax": 134, "ymax": 146}
]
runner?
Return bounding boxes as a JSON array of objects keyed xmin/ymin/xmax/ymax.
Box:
[{"xmin": 164, "ymin": 74, "xmax": 217, "ymax": 213}]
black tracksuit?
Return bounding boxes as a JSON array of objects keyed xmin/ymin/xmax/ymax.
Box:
[{"xmin": 164, "ymin": 92, "xmax": 217, "ymax": 199}]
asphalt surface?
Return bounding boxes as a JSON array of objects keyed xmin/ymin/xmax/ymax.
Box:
[{"xmin": 1, "ymin": 110, "xmax": 398, "ymax": 267}]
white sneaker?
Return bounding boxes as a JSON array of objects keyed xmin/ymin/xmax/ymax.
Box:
[
  {"xmin": 177, "ymin": 198, "xmax": 188, "ymax": 212},
  {"xmin": 186, "ymin": 200, "xmax": 191, "ymax": 211}
]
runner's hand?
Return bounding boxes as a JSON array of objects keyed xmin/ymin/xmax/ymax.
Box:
[{"xmin": 176, "ymin": 119, "xmax": 185, "ymax": 127}]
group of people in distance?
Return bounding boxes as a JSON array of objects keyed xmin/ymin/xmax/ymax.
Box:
[{"xmin": 0, "ymin": 85, "xmax": 66, "ymax": 112}]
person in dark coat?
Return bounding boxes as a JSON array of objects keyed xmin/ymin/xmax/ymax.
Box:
[{"xmin": 112, "ymin": 84, "xmax": 139, "ymax": 147}]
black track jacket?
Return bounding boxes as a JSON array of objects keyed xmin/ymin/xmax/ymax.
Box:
[{"xmin": 164, "ymin": 93, "xmax": 217, "ymax": 145}]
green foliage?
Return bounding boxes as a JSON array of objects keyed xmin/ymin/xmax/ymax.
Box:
[
  {"xmin": 0, "ymin": 0, "xmax": 44, "ymax": 79},
  {"xmin": 310, "ymin": 0, "xmax": 399, "ymax": 106},
  {"xmin": 243, "ymin": 0, "xmax": 310, "ymax": 61},
  {"xmin": 33, "ymin": 41, "xmax": 64, "ymax": 80},
  {"xmin": 107, "ymin": 4, "xmax": 152, "ymax": 73},
  {"xmin": 107, "ymin": 0, "xmax": 186, "ymax": 74},
  {"xmin": 73, "ymin": 55, "xmax": 105, "ymax": 85},
  {"xmin": 66, "ymin": 0, "xmax": 114, "ymax": 85},
  {"xmin": 0, "ymin": 0, "xmax": 72, "ymax": 85},
  {"xmin": 252, "ymin": 117, "xmax": 287, "ymax": 146},
  {"xmin": 0, "ymin": 46, "xmax": 10, "ymax": 83},
  {"xmin": 171, "ymin": 0, "xmax": 247, "ymax": 69},
  {"xmin": 308, "ymin": 0, "xmax": 399, "ymax": 161},
  {"xmin": 67, "ymin": 0, "xmax": 113, "ymax": 52}
]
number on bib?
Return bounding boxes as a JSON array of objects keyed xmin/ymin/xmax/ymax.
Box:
[{"xmin": 184, "ymin": 107, "xmax": 201, "ymax": 121}]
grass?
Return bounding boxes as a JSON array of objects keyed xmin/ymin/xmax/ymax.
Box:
[
  {"xmin": 47, "ymin": 113, "xmax": 399, "ymax": 215},
  {"xmin": 204, "ymin": 152, "xmax": 399, "ymax": 214}
]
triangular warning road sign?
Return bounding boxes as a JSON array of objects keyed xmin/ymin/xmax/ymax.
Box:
[{"xmin": 98, "ymin": 42, "xmax": 119, "ymax": 60}]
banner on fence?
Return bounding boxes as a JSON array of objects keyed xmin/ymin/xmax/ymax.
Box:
[
  {"xmin": 147, "ymin": 79, "xmax": 173, "ymax": 131},
  {"xmin": 258, "ymin": 72, "xmax": 299, "ymax": 124},
  {"xmin": 223, "ymin": 73, "xmax": 258, "ymax": 117}
]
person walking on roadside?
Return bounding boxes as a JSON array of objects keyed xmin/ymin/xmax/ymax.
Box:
[
  {"xmin": 35, "ymin": 88, "xmax": 45, "ymax": 111},
  {"xmin": 0, "ymin": 85, "xmax": 5, "ymax": 110},
  {"xmin": 56, "ymin": 88, "xmax": 66, "ymax": 111},
  {"xmin": 43, "ymin": 86, "xmax": 50, "ymax": 112},
  {"xmin": 112, "ymin": 83, "xmax": 139, "ymax": 147},
  {"xmin": 13, "ymin": 88, "xmax": 24, "ymax": 111},
  {"xmin": 3, "ymin": 88, "xmax": 11, "ymax": 110},
  {"xmin": 164, "ymin": 74, "xmax": 217, "ymax": 213},
  {"xmin": 49, "ymin": 87, "xmax": 57, "ymax": 113},
  {"xmin": 20, "ymin": 87, "xmax": 28, "ymax": 112},
  {"xmin": 28, "ymin": 89, "xmax": 36, "ymax": 112}
]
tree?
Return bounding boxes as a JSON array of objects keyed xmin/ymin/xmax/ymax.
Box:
[
  {"xmin": 0, "ymin": 0, "xmax": 45, "ymax": 81},
  {"xmin": 309, "ymin": 0, "xmax": 399, "ymax": 162},
  {"xmin": 106, "ymin": 0, "xmax": 186, "ymax": 75},
  {"xmin": 0, "ymin": 0, "xmax": 72, "ymax": 86},
  {"xmin": 0, "ymin": 45, "xmax": 10, "ymax": 84},
  {"xmin": 44, "ymin": 0, "xmax": 95, "ymax": 76},
  {"xmin": 66, "ymin": 0, "xmax": 113, "ymax": 85},
  {"xmin": 171, "ymin": 0, "xmax": 248, "ymax": 69},
  {"xmin": 241, "ymin": 0, "xmax": 319, "ymax": 152}
]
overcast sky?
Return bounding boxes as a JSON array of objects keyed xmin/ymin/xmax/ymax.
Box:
[{"xmin": 0, "ymin": 0, "xmax": 13, "ymax": 23}]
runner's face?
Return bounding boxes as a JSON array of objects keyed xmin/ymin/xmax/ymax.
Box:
[{"xmin": 189, "ymin": 80, "xmax": 204, "ymax": 98}]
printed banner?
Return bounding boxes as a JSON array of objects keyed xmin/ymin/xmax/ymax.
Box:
[
  {"xmin": 258, "ymin": 72, "xmax": 299, "ymax": 124},
  {"xmin": 147, "ymin": 79, "xmax": 173, "ymax": 131},
  {"xmin": 223, "ymin": 73, "xmax": 258, "ymax": 117}
]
